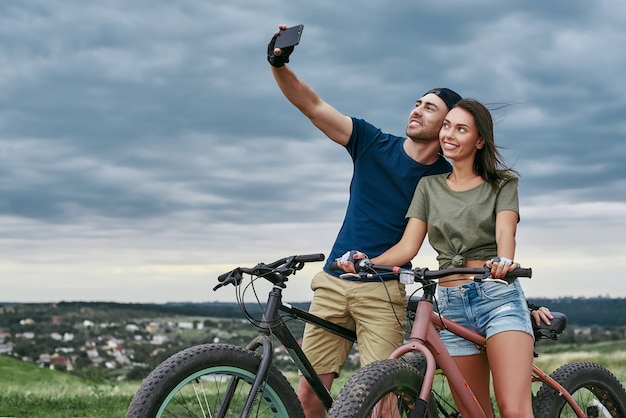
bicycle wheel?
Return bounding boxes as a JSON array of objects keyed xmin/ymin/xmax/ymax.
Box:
[
  {"xmin": 533, "ymin": 360, "xmax": 626, "ymax": 418},
  {"xmin": 328, "ymin": 358, "xmax": 438, "ymax": 418},
  {"xmin": 126, "ymin": 343, "xmax": 304, "ymax": 418}
]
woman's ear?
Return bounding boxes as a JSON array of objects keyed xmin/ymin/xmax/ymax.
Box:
[{"xmin": 476, "ymin": 137, "xmax": 485, "ymax": 150}]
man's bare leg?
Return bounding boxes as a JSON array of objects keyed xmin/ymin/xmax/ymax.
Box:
[{"xmin": 297, "ymin": 373, "xmax": 334, "ymax": 418}]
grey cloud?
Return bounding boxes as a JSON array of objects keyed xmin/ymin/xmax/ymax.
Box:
[{"xmin": 2, "ymin": 0, "xmax": 626, "ymax": 301}]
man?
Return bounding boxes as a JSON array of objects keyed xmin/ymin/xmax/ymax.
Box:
[{"xmin": 268, "ymin": 25, "xmax": 461, "ymax": 418}]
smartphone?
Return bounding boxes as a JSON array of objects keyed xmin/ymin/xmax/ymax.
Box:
[{"xmin": 274, "ymin": 24, "xmax": 304, "ymax": 49}]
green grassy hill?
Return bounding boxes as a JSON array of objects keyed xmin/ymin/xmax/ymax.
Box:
[
  {"xmin": 0, "ymin": 354, "xmax": 137, "ymax": 418},
  {"xmin": 0, "ymin": 354, "xmax": 83, "ymax": 386}
]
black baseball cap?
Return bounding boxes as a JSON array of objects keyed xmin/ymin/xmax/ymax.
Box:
[{"xmin": 422, "ymin": 88, "xmax": 462, "ymax": 110}]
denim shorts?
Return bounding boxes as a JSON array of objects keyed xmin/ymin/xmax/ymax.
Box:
[{"xmin": 436, "ymin": 280, "xmax": 533, "ymax": 356}]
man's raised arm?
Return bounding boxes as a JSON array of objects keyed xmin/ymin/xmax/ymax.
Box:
[{"xmin": 268, "ymin": 27, "xmax": 353, "ymax": 146}]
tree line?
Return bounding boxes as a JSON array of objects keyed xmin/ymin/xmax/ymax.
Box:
[
  {"xmin": 2, "ymin": 297, "xmax": 625, "ymax": 328},
  {"xmin": 52, "ymin": 297, "xmax": 626, "ymax": 328}
]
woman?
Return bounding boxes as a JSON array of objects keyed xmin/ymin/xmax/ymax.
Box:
[{"xmin": 340, "ymin": 99, "xmax": 536, "ymax": 417}]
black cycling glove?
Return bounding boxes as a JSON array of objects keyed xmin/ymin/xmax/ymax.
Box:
[{"xmin": 267, "ymin": 34, "xmax": 294, "ymax": 68}]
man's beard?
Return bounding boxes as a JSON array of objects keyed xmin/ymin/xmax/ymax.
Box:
[
  {"xmin": 406, "ymin": 129, "xmax": 439, "ymax": 144},
  {"xmin": 406, "ymin": 123, "xmax": 439, "ymax": 143}
]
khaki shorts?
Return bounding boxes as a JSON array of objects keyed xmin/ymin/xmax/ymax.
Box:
[{"xmin": 301, "ymin": 271, "xmax": 407, "ymax": 377}]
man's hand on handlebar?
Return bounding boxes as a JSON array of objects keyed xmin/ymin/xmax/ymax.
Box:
[{"xmin": 335, "ymin": 250, "xmax": 369, "ymax": 274}]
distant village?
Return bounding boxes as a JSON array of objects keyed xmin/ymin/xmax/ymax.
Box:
[{"xmin": 0, "ymin": 303, "xmax": 272, "ymax": 379}]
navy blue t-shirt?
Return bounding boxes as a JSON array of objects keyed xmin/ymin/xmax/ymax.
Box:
[{"xmin": 323, "ymin": 118, "xmax": 452, "ymax": 276}]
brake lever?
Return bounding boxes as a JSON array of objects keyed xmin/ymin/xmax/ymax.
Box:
[
  {"xmin": 339, "ymin": 272, "xmax": 362, "ymax": 279},
  {"xmin": 213, "ymin": 269, "xmax": 244, "ymax": 291},
  {"xmin": 473, "ymin": 275, "xmax": 509, "ymax": 285}
]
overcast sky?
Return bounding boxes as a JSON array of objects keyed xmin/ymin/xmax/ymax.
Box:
[{"xmin": 2, "ymin": 1, "xmax": 625, "ymax": 304}]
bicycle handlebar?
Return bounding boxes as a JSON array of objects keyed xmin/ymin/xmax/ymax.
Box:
[
  {"xmin": 214, "ymin": 253, "xmax": 325, "ymax": 291},
  {"xmin": 330, "ymin": 260, "xmax": 531, "ymax": 285}
]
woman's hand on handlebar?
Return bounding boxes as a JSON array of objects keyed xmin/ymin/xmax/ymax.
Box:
[
  {"xmin": 335, "ymin": 250, "xmax": 369, "ymax": 273},
  {"xmin": 486, "ymin": 256, "xmax": 520, "ymax": 279}
]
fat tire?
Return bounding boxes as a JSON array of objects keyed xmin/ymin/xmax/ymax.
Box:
[
  {"xmin": 533, "ymin": 360, "xmax": 626, "ymax": 417},
  {"xmin": 126, "ymin": 343, "xmax": 304, "ymax": 418},
  {"xmin": 328, "ymin": 358, "xmax": 438, "ymax": 418}
]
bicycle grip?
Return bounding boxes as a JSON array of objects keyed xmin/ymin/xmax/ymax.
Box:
[
  {"xmin": 295, "ymin": 253, "xmax": 326, "ymax": 263},
  {"xmin": 506, "ymin": 267, "xmax": 532, "ymax": 279},
  {"xmin": 217, "ymin": 270, "xmax": 232, "ymax": 282},
  {"xmin": 328, "ymin": 258, "xmax": 370, "ymax": 272}
]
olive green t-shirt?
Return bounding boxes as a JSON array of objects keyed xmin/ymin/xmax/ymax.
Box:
[{"xmin": 406, "ymin": 173, "xmax": 519, "ymax": 269}]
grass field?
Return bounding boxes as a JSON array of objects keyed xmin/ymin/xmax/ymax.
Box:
[
  {"xmin": 0, "ymin": 355, "xmax": 136, "ymax": 417},
  {"xmin": 1, "ymin": 340, "xmax": 625, "ymax": 417}
]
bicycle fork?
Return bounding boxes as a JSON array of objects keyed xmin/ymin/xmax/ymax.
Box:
[
  {"xmin": 213, "ymin": 334, "xmax": 274, "ymax": 418},
  {"xmin": 391, "ymin": 291, "xmax": 490, "ymax": 418},
  {"xmin": 217, "ymin": 287, "xmax": 283, "ymax": 418}
]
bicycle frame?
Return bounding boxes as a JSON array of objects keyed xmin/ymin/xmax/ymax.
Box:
[
  {"xmin": 236, "ymin": 284, "xmax": 357, "ymax": 414},
  {"xmin": 387, "ymin": 286, "xmax": 586, "ymax": 417}
]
